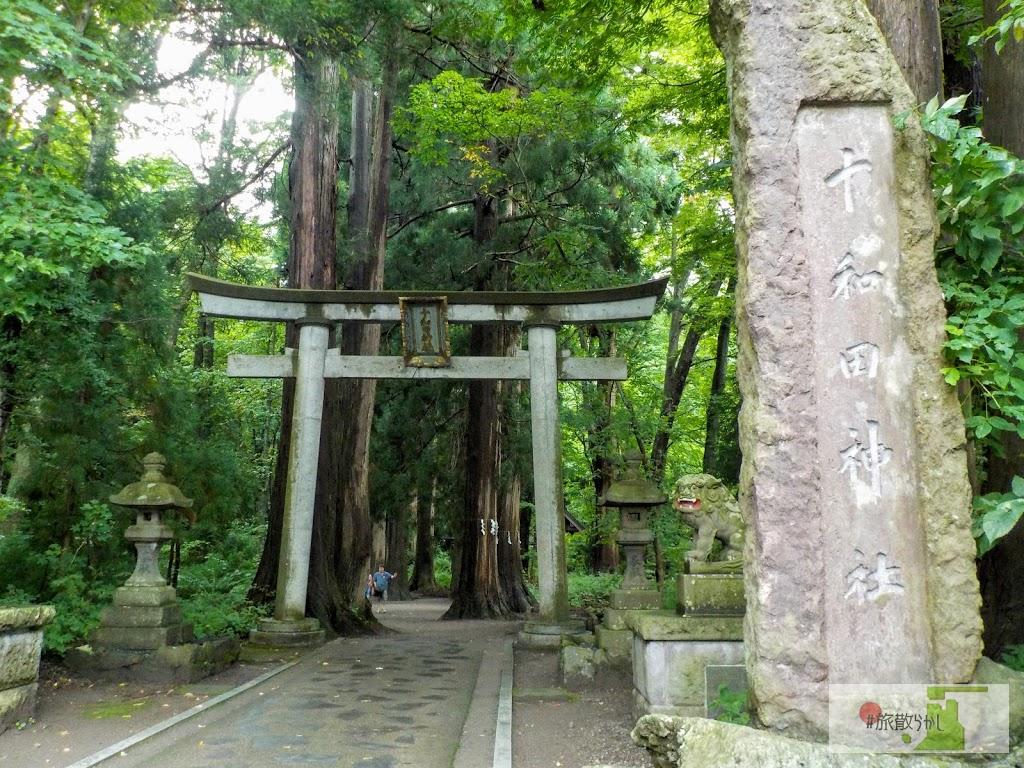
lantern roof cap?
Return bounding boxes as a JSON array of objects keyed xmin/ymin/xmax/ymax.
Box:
[
  {"xmin": 603, "ymin": 452, "xmax": 667, "ymax": 506},
  {"xmin": 109, "ymin": 452, "xmax": 193, "ymax": 509}
]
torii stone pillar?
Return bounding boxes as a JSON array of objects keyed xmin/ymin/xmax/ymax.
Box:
[
  {"xmin": 527, "ymin": 323, "xmax": 570, "ymax": 623},
  {"xmin": 711, "ymin": 0, "xmax": 983, "ymax": 737}
]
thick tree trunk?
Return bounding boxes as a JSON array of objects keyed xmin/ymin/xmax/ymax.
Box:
[
  {"xmin": 384, "ymin": 491, "xmax": 412, "ymax": 600},
  {"xmin": 863, "ymin": 0, "xmax": 944, "ymax": 103},
  {"xmin": 976, "ymin": 3, "xmax": 1024, "ymax": 658},
  {"xmin": 250, "ymin": 52, "xmax": 376, "ymax": 632},
  {"xmin": 497, "ymin": 360, "xmax": 534, "ymax": 612},
  {"xmin": 649, "ymin": 325, "xmax": 704, "ymax": 484},
  {"xmin": 497, "ymin": 467, "xmax": 534, "ymax": 612},
  {"xmin": 445, "ymin": 325, "xmax": 511, "ymax": 618},
  {"xmin": 410, "ymin": 474, "xmax": 439, "ymax": 593},
  {"xmin": 983, "ymin": 0, "xmax": 1024, "ymax": 156}
]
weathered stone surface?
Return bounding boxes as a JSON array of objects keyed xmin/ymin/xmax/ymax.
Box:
[
  {"xmin": 560, "ymin": 645, "xmax": 605, "ymax": 688},
  {"xmin": 609, "ymin": 589, "xmax": 661, "ymax": 610},
  {"xmin": 100, "ymin": 604, "xmax": 183, "ymax": 628},
  {"xmin": 595, "ymin": 626, "xmax": 632, "ymax": 661},
  {"xmin": 973, "ymin": 656, "xmax": 1024, "ymax": 746},
  {"xmin": 710, "ymin": 0, "xmax": 983, "ymax": 737},
  {"xmin": 65, "ymin": 637, "xmax": 239, "ymax": 684},
  {"xmin": 0, "ymin": 683, "xmax": 36, "ymax": 735},
  {"xmin": 676, "ymin": 573, "xmax": 744, "ymax": 616},
  {"xmin": 0, "ymin": 630, "xmax": 45, "ymax": 689},
  {"xmin": 112, "ymin": 585, "xmax": 178, "ymax": 608},
  {"xmin": 631, "ymin": 715, "xmax": 993, "ymax": 768},
  {"xmin": 92, "ymin": 624, "xmax": 186, "ymax": 650},
  {"xmin": 625, "ymin": 610, "xmax": 743, "ymax": 641},
  {"xmin": 632, "ymin": 634, "xmax": 744, "ymax": 717},
  {"xmin": 602, "ymin": 608, "xmax": 642, "ymax": 631},
  {"xmin": 0, "ymin": 606, "xmax": 55, "ymax": 632}
]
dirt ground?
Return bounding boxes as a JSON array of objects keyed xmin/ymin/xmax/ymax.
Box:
[
  {"xmin": 0, "ymin": 657, "xmax": 278, "ymax": 767},
  {"xmin": 513, "ymin": 648, "xmax": 652, "ymax": 768}
]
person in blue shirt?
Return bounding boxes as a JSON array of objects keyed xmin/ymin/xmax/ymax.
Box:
[{"xmin": 369, "ymin": 565, "xmax": 397, "ymax": 612}]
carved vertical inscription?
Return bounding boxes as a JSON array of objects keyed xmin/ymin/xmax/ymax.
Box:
[{"xmin": 797, "ymin": 105, "xmax": 931, "ymax": 683}]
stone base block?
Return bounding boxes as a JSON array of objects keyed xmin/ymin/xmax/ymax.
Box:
[
  {"xmin": 247, "ymin": 617, "xmax": 325, "ymax": 649},
  {"xmin": 92, "ymin": 623, "xmax": 193, "ymax": 651},
  {"xmin": 0, "ymin": 629, "xmax": 45, "ymax": 690},
  {"xmin": 625, "ymin": 610, "xmax": 743, "ymax": 641},
  {"xmin": 595, "ymin": 626, "xmax": 632, "ymax": 662},
  {"xmin": 603, "ymin": 608, "xmax": 644, "ymax": 631},
  {"xmin": 560, "ymin": 645, "xmax": 607, "ymax": 689},
  {"xmin": 609, "ymin": 589, "xmax": 661, "ymax": 610},
  {"xmin": 100, "ymin": 604, "xmax": 183, "ymax": 628},
  {"xmin": 633, "ymin": 688, "xmax": 704, "ymax": 720},
  {"xmin": 112, "ymin": 585, "xmax": 178, "ymax": 608},
  {"xmin": 630, "ymin": 613, "xmax": 744, "ymax": 719},
  {"xmin": 677, "ymin": 573, "xmax": 744, "ymax": 616},
  {"xmin": 65, "ymin": 637, "xmax": 239, "ymax": 684},
  {"xmin": 973, "ymin": 657, "xmax": 1024, "ymax": 746},
  {"xmin": 0, "ymin": 684, "xmax": 37, "ymax": 734}
]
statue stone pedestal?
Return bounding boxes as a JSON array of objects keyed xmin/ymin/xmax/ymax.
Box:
[{"xmin": 626, "ymin": 611, "xmax": 745, "ymax": 719}]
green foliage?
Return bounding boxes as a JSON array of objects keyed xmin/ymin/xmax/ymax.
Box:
[
  {"xmin": 567, "ymin": 572, "xmax": 621, "ymax": 610},
  {"xmin": 969, "ymin": 0, "xmax": 1024, "ymax": 52},
  {"xmin": 176, "ymin": 520, "xmax": 269, "ymax": 638},
  {"xmin": 1001, "ymin": 644, "xmax": 1024, "ymax": 672},
  {"xmin": 434, "ymin": 549, "xmax": 453, "ymax": 591},
  {"xmin": 0, "ymin": 500, "xmax": 128, "ymax": 653},
  {"xmin": 972, "ymin": 476, "xmax": 1024, "ymax": 555},
  {"xmin": 915, "ymin": 96, "xmax": 1024, "ymax": 455},
  {"xmin": 710, "ymin": 684, "xmax": 751, "ymax": 725}
]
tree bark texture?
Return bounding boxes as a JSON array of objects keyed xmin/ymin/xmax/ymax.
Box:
[
  {"xmin": 410, "ymin": 473, "xmax": 439, "ymax": 593},
  {"xmin": 650, "ymin": 325, "xmax": 705, "ymax": 484},
  {"xmin": 446, "ymin": 325, "xmax": 514, "ymax": 618},
  {"xmin": 497, "ymin": 372, "xmax": 535, "ymax": 612},
  {"xmin": 863, "ymin": 0, "xmax": 944, "ymax": 103},
  {"xmin": 250, "ymin": 52, "xmax": 380, "ymax": 633},
  {"xmin": 983, "ymin": 0, "xmax": 1024, "ymax": 156},
  {"xmin": 384, "ymin": 492, "xmax": 412, "ymax": 600},
  {"xmin": 976, "ymin": 0, "xmax": 1024, "ymax": 656}
]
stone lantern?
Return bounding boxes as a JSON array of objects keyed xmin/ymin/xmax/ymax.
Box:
[
  {"xmin": 93, "ymin": 452, "xmax": 194, "ymax": 651},
  {"xmin": 603, "ymin": 452, "xmax": 665, "ymax": 611},
  {"xmin": 66, "ymin": 453, "xmax": 239, "ymax": 682}
]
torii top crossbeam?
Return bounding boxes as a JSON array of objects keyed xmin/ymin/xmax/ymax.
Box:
[{"xmin": 188, "ymin": 273, "xmax": 668, "ymax": 325}]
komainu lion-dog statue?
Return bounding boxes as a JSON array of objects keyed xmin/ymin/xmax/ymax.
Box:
[{"xmin": 672, "ymin": 473, "xmax": 745, "ymax": 567}]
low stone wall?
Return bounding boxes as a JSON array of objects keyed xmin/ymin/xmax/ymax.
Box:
[
  {"xmin": 0, "ymin": 605, "xmax": 55, "ymax": 735},
  {"xmin": 631, "ymin": 715, "xmax": 1024, "ymax": 768}
]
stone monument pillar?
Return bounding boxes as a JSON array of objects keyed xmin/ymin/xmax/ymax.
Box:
[{"xmin": 710, "ymin": 0, "xmax": 983, "ymax": 736}]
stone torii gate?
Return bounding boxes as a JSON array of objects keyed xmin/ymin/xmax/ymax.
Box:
[{"xmin": 189, "ymin": 273, "xmax": 666, "ymax": 644}]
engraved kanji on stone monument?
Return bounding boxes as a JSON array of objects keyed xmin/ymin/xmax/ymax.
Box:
[
  {"xmin": 843, "ymin": 549, "xmax": 905, "ymax": 604},
  {"xmin": 829, "ymin": 251, "xmax": 885, "ymax": 300},
  {"xmin": 839, "ymin": 342, "xmax": 880, "ymax": 379},
  {"xmin": 838, "ymin": 420, "xmax": 893, "ymax": 497},
  {"xmin": 825, "ymin": 148, "xmax": 873, "ymax": 213}
]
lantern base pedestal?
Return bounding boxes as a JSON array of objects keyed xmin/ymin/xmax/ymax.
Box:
[
  {"xmin": 240, "ymin": 617, "xmax": 326, "ymax": 660},
  {"xmin": 65, "ymin": 636, "xmax": 240, "ymax": 684}
]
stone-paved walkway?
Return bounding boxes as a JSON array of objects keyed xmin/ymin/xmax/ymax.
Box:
[{"xmin": 103, "ymin": 599, "xmax": 516, "ymax": 768}]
